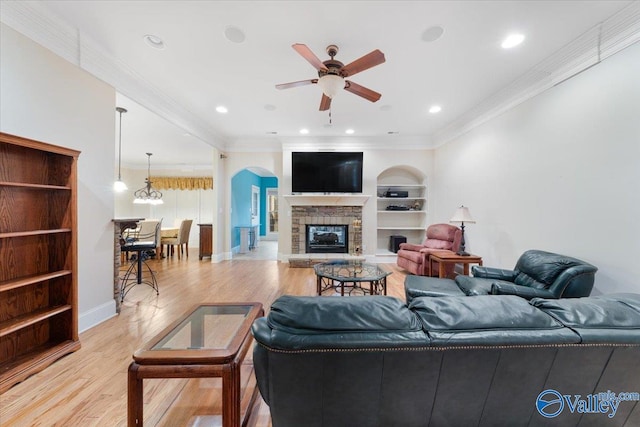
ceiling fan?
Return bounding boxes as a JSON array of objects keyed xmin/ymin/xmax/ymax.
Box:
[{"xmin": 276, "ymin": 44, "xmax": 385, "ymax": 111}]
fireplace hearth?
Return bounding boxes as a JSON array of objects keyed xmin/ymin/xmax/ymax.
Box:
[{"xmin": 306, "ymin": 224, "xmax": 348, "ymax": 254}]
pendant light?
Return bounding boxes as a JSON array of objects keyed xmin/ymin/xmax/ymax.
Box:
[
  {"xmin": 114, "ymin": 107, "xmax": 128, "ymax": 192},
  {"xmin": 133, "ymin": 153, "xmax": 163, "ymax": 205}
]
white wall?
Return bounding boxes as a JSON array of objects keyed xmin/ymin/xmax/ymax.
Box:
[
  {"xmin": 1, "ymin": 23, "xmax": 117, "ymax": 329},
  {"xmin": 432, "ymin": 41, "xmax": 640, "ymax": 294}
]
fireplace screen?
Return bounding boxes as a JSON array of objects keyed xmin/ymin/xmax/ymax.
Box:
[{"xmin": 306, "ymin": 224, "xmax": 348, "ymax": 254}]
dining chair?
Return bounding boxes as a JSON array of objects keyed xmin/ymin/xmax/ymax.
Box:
[{"xmin": 162, "ymin": 219, "xmax": 193, "ymax": 259}]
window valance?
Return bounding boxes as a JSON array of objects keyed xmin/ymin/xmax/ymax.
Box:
[{"xmin": 150, "ymin": 176, "xmax": 213, "ymax": 190}]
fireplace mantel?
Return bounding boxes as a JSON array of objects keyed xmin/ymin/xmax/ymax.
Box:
[{"xmin": 284, "ymin": 194, "xmax": 371, "ymax": 206}]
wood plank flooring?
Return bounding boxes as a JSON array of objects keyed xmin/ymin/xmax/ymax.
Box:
[{"xmin": 0, "ymin": 254, "xmax": 408, "ymax": 426}]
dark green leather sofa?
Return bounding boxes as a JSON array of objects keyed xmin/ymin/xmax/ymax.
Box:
[{"xmin": 252, "ymin": 293, "xmax": 640, "ymax": 426}]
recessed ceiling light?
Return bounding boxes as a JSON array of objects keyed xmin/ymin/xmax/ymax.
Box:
[
  {"xmin": 345, "ymin": 129, "xmax": 355, "ymax": 135},
  {"xmin": 215, "ymin": 106, "xmax": 228, "ymax": 114},
  {"xmin": 429, "ymin": 105, "xmax": 442, "ymax": 114},
  {"xmin": 144, "ymin": 34, "xmax": 165, "ymax": 50},
  {"xmin": 224, "ymin": 25, "xmax": 246, "ymax": 43},
  {"xmin": 299, "ymin": 128, "xmax": 309, "ymax": 135},
  {"xmin": 501, "ymin": 34, "xmax": 525, "ymax": 49},
  {"xmin": 264, "ymin": 104, "xmax": 276, "ymax": 111},
  {"xmin": 421, "ymin": 26, "xmax": 444, "ymax": 42}
]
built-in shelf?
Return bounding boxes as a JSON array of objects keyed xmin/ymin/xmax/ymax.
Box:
[
  {"xmin": 284, "ymin": 194, "xmax": 371, "ymax": 206},
  {"xmin": 376, "ymin": 171, "xmax": 427, "ymax": 254},
  {"xmin": 377, "ymin": 226, "xmax": 427, "ymax": 230}
]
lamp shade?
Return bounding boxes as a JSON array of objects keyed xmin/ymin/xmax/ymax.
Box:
[
  {"xmin": 450, "ymin": 206, "xmax": 475, "ymax": 223},
  {"xmin": 317, "ymin": 74, "xmax": 344, "ymax": 98},
  {"xmin": 113, "ymin": 180, "xmax": 127, "ymax": 192}
]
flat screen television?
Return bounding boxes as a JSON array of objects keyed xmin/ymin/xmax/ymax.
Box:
[{"xmin": 292, "ymin": 151, "xmax": 363, "ymax": 193}]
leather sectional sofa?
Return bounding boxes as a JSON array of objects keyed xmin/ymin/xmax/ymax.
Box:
[{"xmin": 252, "ymin": 293, "xmax": 640, "ymax": 426}]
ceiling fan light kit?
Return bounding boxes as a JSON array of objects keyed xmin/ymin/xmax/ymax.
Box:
[
  {"xmin": 317, "ymin": 74, "xmax": 344, "ymax": 98},
  {"xmin": 276, "ymin": 43, "xmax": 385, "ymax": 111}
]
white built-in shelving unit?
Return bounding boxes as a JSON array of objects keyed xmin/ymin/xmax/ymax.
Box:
[{"xmin": 376, "ymin": 168, "xmax": 427, "ymax": 257}]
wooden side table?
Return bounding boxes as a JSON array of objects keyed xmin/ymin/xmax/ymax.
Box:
[
  {"xmin": 198, "ymin": 223, "xmax": 213, "ymax": 260},
  {"xmin": 429, "ymin": 252, "xmax": 483, "ymax": 278}
]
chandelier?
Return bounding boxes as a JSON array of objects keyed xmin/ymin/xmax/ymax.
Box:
[{"xmin": 133, "ymin": 153, "xmax": 163, "ymax": 205}]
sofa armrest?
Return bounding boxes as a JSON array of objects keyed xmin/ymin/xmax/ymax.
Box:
[
  {"xmin": 473, "ymin": 266, "xmax": 517, "ymax": 281},
  {"xmin": 491, "ymin": 282, "xmax": 557, "ymax": 300},
  {"xmin": 398, "ymin": 243, "xmax": 425, "ymax": 252}
]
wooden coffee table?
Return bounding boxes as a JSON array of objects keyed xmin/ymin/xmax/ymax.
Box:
[
  {"xmin": 429, "ymin": 252, "xmax": 483, "ymax": 278},
  {"xmin": 127, "ymin": 303, "xmax": 264, "ymax": 427}
]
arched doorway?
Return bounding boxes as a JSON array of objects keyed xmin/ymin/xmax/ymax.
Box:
[{"xmin": 230, "ymin": 167, "xmax": 278, "ymax": 259}]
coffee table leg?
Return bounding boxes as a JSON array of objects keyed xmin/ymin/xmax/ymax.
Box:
[
  {"xmin": 222, "ymin": 362, "xmax": 241, "ymax": 427},
  {"xmin": 128, "ymin": 363, "xmax": 143, "ymax": 427}
]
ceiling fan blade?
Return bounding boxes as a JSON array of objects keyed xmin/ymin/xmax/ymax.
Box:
[
  {"xmin": 341, "ymin": 49, "xmax": 385, "ymax": 77},
  {"xmin": 292, "ymin": 44, "xmax": 328, "ymax": 72},
  {"xmin": 319, "ymin": 94, "xmax": 332, "ymax": 111},
  {"xmin": 344, "ymin": 81, "xmax": 382, "ymax": 103},
  {"xmin": 275, "ymin": 79, "xmax": 318, "ymax": 90}
]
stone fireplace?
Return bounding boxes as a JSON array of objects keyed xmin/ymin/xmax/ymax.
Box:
[{"xmin": 291, "ymin": 205, "xmax": 362, "ymax": 255}]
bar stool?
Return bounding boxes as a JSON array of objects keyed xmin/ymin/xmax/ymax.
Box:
[{"xmin": 120, "ymin": 220, "xmax": 161, "ymax": 301}]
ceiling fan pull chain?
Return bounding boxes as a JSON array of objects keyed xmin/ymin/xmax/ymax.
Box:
[{"xmin": 329, "ymin": 109, "xmax": 332, "ymax": 125}]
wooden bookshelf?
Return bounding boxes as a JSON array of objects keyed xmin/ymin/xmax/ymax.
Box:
[{"xmin": 0, "ymin": 132, "xmax": 81, "ymax": 393}]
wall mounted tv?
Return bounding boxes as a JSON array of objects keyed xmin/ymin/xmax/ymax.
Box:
[{"xmin": 292, "ymin": 151, "xmax": 363, "ymax": 193}]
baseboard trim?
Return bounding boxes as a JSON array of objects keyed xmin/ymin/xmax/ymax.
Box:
[{"xmin": 79, "ymin": 300, "xmax": 117, "ymax": 333}]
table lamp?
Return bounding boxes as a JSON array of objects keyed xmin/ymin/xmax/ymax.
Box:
[{"xmin": 450, "ymin": 205, "xmax": 475, "ymax": 256}]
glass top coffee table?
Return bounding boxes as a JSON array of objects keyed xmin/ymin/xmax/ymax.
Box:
[
  {"xmin": 128, "ymin": 303, "xmax": 264, "ymax": 427},
  {"xmin": 314, "ymin": 260, "xmax": 391, "ymax": 296}
]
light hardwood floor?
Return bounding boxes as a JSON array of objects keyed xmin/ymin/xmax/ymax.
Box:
[{"xmin": 0, "ymin": 254, "xmax": 408, "ymax": 426}]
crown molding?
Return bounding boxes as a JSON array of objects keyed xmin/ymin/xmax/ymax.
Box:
[
  {"xmin": 432, "ymin": 1, "xmax": 640, "ymax": 147},
  {"xmin": 3, "ymin": 1, "xmax": 639, "ymax": 153}
]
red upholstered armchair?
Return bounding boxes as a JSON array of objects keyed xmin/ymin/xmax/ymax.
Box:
[{"xmin": 396, "ymin": 224, "xmax": 462, "ymax": 277}]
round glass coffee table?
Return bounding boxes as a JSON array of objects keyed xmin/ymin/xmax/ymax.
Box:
[{"xmin": 314, "ymin": 260, "xmax": 391, "ymax": 296}]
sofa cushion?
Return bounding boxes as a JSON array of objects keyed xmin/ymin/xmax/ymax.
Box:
[
  {"xmin": 454, "ymin": 276, "xmax": 493, "ymax": 296},
  {"xmin": 263, "ymin": 295, "xmax": 428, "ymax": 349},
  {"xmin": 409, "ymin": 295, "xmax": 579, "ymax": 345},
  {"xmin": 404, "ymin": 276, "xmax": 465, "ymax": 302},
  {"xmin": 423, "ymin": 239, "xmax": 452, "ymax": 250},
  {"xmin": 530, "ymin": 293, "xmax": 640, "ymax": 343}
]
